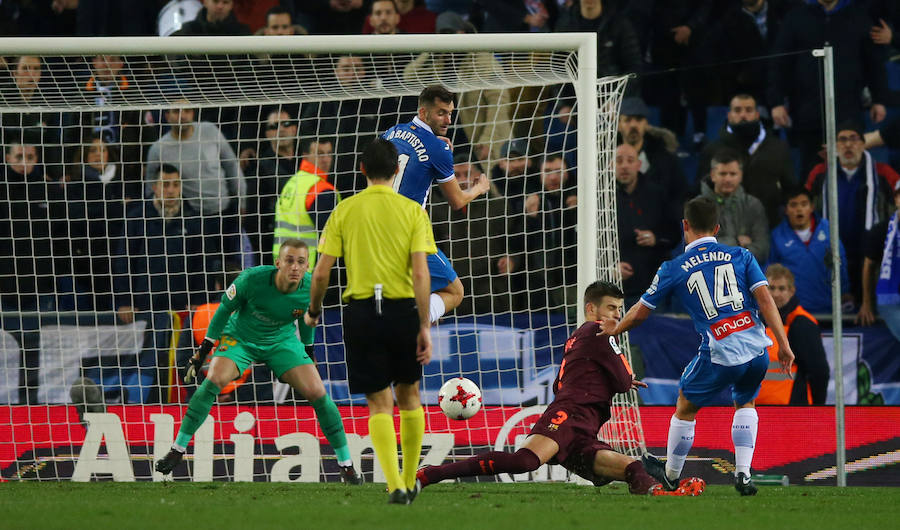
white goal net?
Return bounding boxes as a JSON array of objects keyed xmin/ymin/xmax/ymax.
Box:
[{"xmin": 0, "ymin": 34, "xmax": 640, "ymax": 483}]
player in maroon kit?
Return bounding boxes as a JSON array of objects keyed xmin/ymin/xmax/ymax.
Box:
[{"xmin": 412, "ymin": 281, "xmax": 705, "ymax": 498}]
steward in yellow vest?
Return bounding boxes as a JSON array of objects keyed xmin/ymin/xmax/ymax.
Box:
[{"xmin": 273, "ymin": 158, "xmax": 339, "ymax": 266}]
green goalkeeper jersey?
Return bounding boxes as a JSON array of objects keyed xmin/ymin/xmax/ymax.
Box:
[{"xmin": 208, "ymin": 265, "xmax": 315, "ymax": 347}]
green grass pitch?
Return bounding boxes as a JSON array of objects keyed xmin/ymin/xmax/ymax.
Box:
[{"xmin": 3, "ymin": 481, "xmax": 898, "ymax": 529}]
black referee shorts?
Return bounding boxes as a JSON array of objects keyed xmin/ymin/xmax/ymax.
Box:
[{"xmin": 343, "ymin": 297, "xmax": 422, "ymax": 395}]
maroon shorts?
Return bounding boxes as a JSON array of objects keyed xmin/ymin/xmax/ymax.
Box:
[{"xmin": 529, "ymin": 400, "xmax": 613, "ymax": 483}]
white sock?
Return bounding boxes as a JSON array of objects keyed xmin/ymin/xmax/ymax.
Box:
[
  {"xmin": 732, "ymin": 407, "xmax": 758, "ymax": 476},
  {"xmin": 337, "ymin": 458, "xmax": 353, "ymax": 467},
  {"xmin": 429, "ymin": 293, "xmax": 446, "ymax": 323},
  {"xmin": 666, "ymin": 415, "xmax": 695, "ymax": 481},
  {"xmin": 172, "ymin": 443, "xmax": 186, "ymax": 453}
]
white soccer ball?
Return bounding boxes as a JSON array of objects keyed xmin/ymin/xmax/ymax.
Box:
[{"xmin": 438, "ymin": 377, "xmax": 482, "ymax": 420}]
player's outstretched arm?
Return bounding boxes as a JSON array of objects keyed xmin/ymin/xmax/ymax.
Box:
[
  {"xmin": 753, "ymin": 285, "xmax": 794, "ymax": 375},
  {"xmin": 306, "ymin": 253, "xmax": 336, "ymax": 328},
  {"xmin": 602, "ymin": 301, "xmax": 652, "ymax": 336},
  {"xmin": 438, "ymin": 175, "xmax": 491, "ymax": 210}
]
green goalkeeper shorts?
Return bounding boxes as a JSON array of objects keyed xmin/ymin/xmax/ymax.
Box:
[{"xmin": 212, "ymin": 334, "xmax": 312, "ymax": 379}]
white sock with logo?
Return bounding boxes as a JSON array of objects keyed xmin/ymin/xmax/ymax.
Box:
[
  {"xmin": 732, "ymin": 407, "xmax": 758, "ymax": 476},
  {"xmin": 666, "ymin": 416, "xmax": 696, "ymax": 481},
  {"xmin": 429, "ymin": 293, "xmax": 446, "ymax": 323}
]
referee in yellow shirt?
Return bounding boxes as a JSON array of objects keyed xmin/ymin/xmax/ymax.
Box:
[{"xmin": 304, "ymin": 137, "xmax": 435, "ymax": 505}]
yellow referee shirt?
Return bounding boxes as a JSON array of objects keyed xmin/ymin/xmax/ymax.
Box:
[{"xmin": 318, "ymin": 185, "xmax": 436, "ymax": 301}]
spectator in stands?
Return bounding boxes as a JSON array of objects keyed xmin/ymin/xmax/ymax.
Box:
[
  {"xmin": 246, "ymin": 108, "xmax": 301, "ymax": 265},
  {"xmin": 76, "ymin": 0, "xmax": 160, "ymax": 36},
  {"xmin": 867, "ymin": 0, "xmax": 900, "ymax": 48},
  {"xmin": 491, "ymin": 139, "xmax": 533, "ymax": 199},
  {"xmin": 617, "ymin": 96, "xmax": 688, "ymax": 207},
  {"xmin": 865, "ymin": 116, "xmax": 900, "ymax": 151},
  {"xmin": 768, "ymin": 187, "xmax": 849, "ymax": 313},
  {"xmin": 759, "ymin": 264, "xmax": 830, "ymax": 405},
  {"xmin": 430, "ymin": 153, "xmax": 512, "ymax": 313},
  {"xmin": 615, "ymin": 143, "xmax": 680, "ymax": 307},
  {"xmin": 301, "ymin": 55, "xmax": 398, "ymax": 195},
  {"xmin": 291, "ymin": 0, "xmax": 367, "ymax": 35},
  {"xmin": 0, "ymin": 55, "xmax": 64, "ymax": 179},
  {"xmin": 231, "ymin": 0, "xmax": 280, "ymax": 33},
  {"xmin": 369, "ymin": 0, "xmax": 402, "ymax": 34},
  {"xmin": 507, "ymin": 153, "xmax": 578, "ymax": 317},
  {"xmin": 700, "ymin": 0, "xmax": 796, "ymax": 104},
  {"xmin": 769, "ymin": 0, "xmax": 889, "ymax": 175},
  {"xmin": 173, "ymin": 0, "xmax": 251, "ymax": 35},
  {"xmin": 697, "ymin": 93, "xmax": 795, "ymax": 229},
  {"xmin": 474, "ymin": 0, "xmax": 556, "ymax": 32},
  {"xmin": 858, "ymin": 180, "xmax": 900, "ymax": 343},
  {"xmin": 364, "ymin": 0, "xmax": 436, "ymax": 33},
  {"xmin": 260, "ymin": 5, "xmax": 303, "ymax": 35},
  {"xmin": 58, "ymin": 135, "xmax": 128, "ymax": 312},
  {"xmin": 403, "ymin": 13, "xmax": 513, "ymax": 161},
  {"xmin": 642, "ymin": 0, "xmax": 714, "ymax": 151},
  {"xmin": 112, "ymin": 165, "xmax": 206, "ymax": 403},
  {"xmin": 0, "ymin": 139, "xmax": 66, "ymax": 312},
  {"xmin": 273, "ymin": 137, "xmax": 338, "ymax": 266},
  {"xmin": 555, "ymin": 0, "xmax": 641, "ymax": 89},
  {"xmin": 63, "ymin": 54, "xmax": 145, "ymax": 200},
  {"xmin": 806, "ymin": 120, "xmax": 900, "ymax": 305},
  {"xmin": 699, "ymin": 148, "xmax": 769, "ymax": 263},
  {"xmin": 145, "ymin": 102, "xmax": 245, "ymax": 271}
]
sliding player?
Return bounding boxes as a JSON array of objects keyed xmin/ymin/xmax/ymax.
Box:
[
  {"xmin": 382, "ymin": 84, "xmax": 490, "ymax": 323},
  {"xmin": 604, "ymin": 196, "xmax": 794, "ymax": 495},
  {"xmin": 155, "ymin": 239, "xmax": 363, "ymax": 484},
  {"xmin": 413, "ymin": 281, "xmax": 705, "ymax": 499}
]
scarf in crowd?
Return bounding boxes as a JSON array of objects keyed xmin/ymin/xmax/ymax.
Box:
[
  {"xmin": 726, "ymin": 120, "xmax": 766, "ymax": 155},
  {"xmin": 821, "ymin": 151, "xmax": 879, "ymax": 230},
  {"xmin": 877, "ymin": 211, "xmax": 900, "ymax": 305}
]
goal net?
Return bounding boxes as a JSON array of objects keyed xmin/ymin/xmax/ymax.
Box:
[{"xmin": 0, "ymin": 34, "xmax": 639, "ymax": 483}]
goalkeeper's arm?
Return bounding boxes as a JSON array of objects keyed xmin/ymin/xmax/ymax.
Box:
[{"xmin": 184, "ymin": 303, "xmax": 233, "ymax": 383}]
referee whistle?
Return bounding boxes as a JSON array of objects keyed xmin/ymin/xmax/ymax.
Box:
[{"xmin": 374, "ymin": 283, "xmax": 383, "ymax": 316}]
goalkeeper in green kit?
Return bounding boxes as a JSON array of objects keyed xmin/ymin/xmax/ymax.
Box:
[{"xmin": 155, "ymin": 239, "xmax": 363, "ymax": 484}]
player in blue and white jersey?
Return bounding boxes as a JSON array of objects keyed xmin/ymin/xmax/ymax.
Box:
[
  {"xmin": 604, "ymin": 196, "xmax": 794, "ymax": 496},
  {"xmin": 382, "ymin": 85, "xmax": 490, "ymax": 323}
]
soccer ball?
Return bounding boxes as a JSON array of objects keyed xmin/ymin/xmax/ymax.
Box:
[{"xmin": 438, "ymin": 377, "xmax": 482, "ymax": 420}]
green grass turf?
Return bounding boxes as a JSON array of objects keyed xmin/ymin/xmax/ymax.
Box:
[{"xmin": 2, "ymin": 481, "xmax": 898, "ymax": 529}]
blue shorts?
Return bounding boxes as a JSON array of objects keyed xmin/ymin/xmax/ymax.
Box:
[
  {"xmin": 427, "ymin": 249, "xmax": 458, "ymax": 292},
  {"xmin": 679, "ymin": 352, "xmax": 768, "ymax": 407}
]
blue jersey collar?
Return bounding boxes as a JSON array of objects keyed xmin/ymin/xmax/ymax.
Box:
[
  {"xmin": 412, "ymin": 116, "xmax": 434, "ymax": 135},
  {"xmin": 685, "ymin": 236, "xmax": 718, "ymax": 252}
]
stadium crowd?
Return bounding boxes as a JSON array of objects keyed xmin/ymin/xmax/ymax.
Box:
[{"xmin": 1, "ymin": 0, "xmax": 899, "ymax": 404}]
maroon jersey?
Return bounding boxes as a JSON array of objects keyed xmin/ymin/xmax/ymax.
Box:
[{"xmin": 552, "ymin": 321, "xmax": 634, "ymax": 405}]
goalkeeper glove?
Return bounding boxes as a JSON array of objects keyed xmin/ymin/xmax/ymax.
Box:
[{"xmin": 185, "ymin": 338, "xmax": 215, "ymax": 384}]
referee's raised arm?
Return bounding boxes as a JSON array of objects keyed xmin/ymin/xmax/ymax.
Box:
[{"xmin": 304, "ymin": 137, "xmax": 438, "ymax": 503}]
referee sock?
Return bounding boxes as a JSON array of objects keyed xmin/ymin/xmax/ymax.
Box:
[
  {"xmin": 174, "ymin": 379, "xmax": 219, "ymax": 449},
  {"xmin": 429, "ymin": 293, "xmax": 446, "ymax": 323},
  {"xmin": 732, "ymin": 407, "xmax": 758, "ymax": 477},
  {"xmin": 369, "ymin": 413, "xmax": 403, "ymax": 492},
  {"xmin": 399, "ymin": 407, "xmax": 425, "ymax": 490},
  {"xmin": 310, "ymin": 395, "xmax": 351, "ymax": 466},
  {"xmin": 666, "ymin": 415, "xmax": 695, "ymax": 482}
]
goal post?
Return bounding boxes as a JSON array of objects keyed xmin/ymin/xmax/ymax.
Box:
[{"xmin": 0, "ymin": 33, "xmax": 640, "ymax": 482}]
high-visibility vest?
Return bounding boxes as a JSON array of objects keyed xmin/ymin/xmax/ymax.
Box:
[
  {"xmin": 272, "ymin": 165, "xmax": 338, "ymax": 266},
  {"xmin": 758, "ymin": 305, "xmax": 817, "ymax": 404}
]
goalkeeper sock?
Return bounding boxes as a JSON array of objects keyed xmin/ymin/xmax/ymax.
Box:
[
  {"xmin": 174, "ymin": 379, "xmax": 219, "ymax": 449},
  {"xmin": 666, "ymin": 415, "xmax": 695, "ymax": 481},
  {"xmin": 399, "ymin": 407, "xmax": 425, "ymax": 490},
  {"xmin": 428, "ymin": 293, "xmax": 446, "ymax": 323},
  {"xmin": 423, "ymin": 448, "xmax": 540, "ymax": 484},
  {"xmin": 369, "ymin": 413, "xmax": 403, "ymax": 492},
  {"xmin": 732, "ymin": 407, "xmax": 758, "ymax": 476},
  {"xmin": 310, "ymin": 394, "xmax": 351, "ymax": 466}
]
